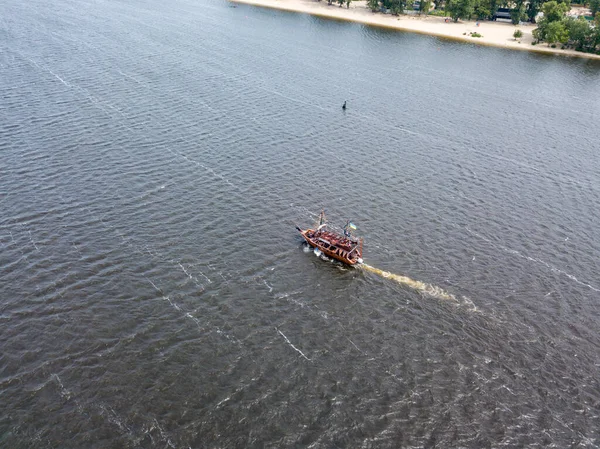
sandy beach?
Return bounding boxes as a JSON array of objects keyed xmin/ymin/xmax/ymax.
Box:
[{"xmin": 231, "ymin": 0, "xmax": 600, "ymax": 60}]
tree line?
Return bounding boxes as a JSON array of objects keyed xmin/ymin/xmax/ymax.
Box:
[
  {"xmin": 532, "ymin": 1, "xmax": 600, "ymax": 51},
  {"xmin": 354, "ymin": 0, "xmax": 600, "ymax": 54}
]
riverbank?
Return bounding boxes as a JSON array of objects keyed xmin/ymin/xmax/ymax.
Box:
[{"xmin": 231, "ymin": 0, "xmax": 600, "ymax": 60}]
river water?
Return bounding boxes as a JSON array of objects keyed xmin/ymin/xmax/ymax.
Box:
[{"xmin": 1, "ymin": 0, "xmax": 600, "ymax": 447}]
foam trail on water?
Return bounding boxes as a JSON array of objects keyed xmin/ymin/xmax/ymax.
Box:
[
  {"xmin": 277, "ymin": 328, "xmax": 311, "ymax": 361},
  {"xmin": 361, "ymin": 264, "xmax": 458, "ymax": 302}
]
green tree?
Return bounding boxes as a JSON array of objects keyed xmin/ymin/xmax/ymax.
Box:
[
  {"xmin": 590, "ymin": 13, "xmax": 600, "ymax": 52},
  {"xmin": 541, "ymin": 0, "xmax": 569, "ymax": 23},
  {"xmin": 532, "ymin": 26, "xmax": 544, "ymax": 41},
  {"xmin": 513, "ymin": 29, "xmax": 523, "ymax": 39},
  {"xmin": 419, "ymin": 0, "xmax": 433, "ymax": 15},
  {"xmin": 590, "ymin": 0, "xmax": 600, "ymax": 17},
  {"xmin": 473, "ymin": 0, "xmax": 491, "ymax": 20},
  {"xmin": 545, "ymin": 20, "xmax": 569, "ymax": 45},
  {"xmin": 510, "ymin": 1, "xmax": 526, "ymax": 24},
  {"xmin": 388, "ymin": 0, "xmax": 407, "ymax": 15},
  {"xmin": 445, "ymin": 0, "xmax": 476, "ymax": 22},
  {"xmin": 368, "ymin": 0, "xmax": 380, "ymax": 11},
  {"xmin": 563, "ymin": 16, "xmax": 591, "ymax": 50},
  {"xmin": 533, "ymin": 0, "xmax": 569, "ymax": 41},
  {"xmin": 527, "ymin": 0, "xmax": 543, "ymax": 23},
  {"xmin": 489, "ymin": 0, "xmax": 499, "ymax": 18},
  {"xmin": 345, "ymin": 0, "xmax": 352, "ymax": 7},
  {"xmin": 337, "ymin": 0, "xmax": 344, "ymax": 6}
]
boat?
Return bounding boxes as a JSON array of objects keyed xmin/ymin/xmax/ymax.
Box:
[{"xmin": 296, "ymin": 210, "xmax": 363, "ymax": 266}]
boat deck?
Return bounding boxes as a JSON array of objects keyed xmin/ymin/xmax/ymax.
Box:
[{"xmin": 300, "ymin": 228, "xmax": 362, "ymax": 265}]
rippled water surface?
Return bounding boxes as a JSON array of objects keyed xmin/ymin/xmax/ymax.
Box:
[{"xmin": 2, "ymin": 0, "xmax": 600, "ymax": 447}]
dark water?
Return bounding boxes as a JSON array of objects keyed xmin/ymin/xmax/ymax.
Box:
[{"xmin": 2, "ymin": 0, "xmax": 600, "ymax": 447}]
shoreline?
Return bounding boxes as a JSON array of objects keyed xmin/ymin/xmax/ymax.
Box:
[{"xmin": 231, "ymin": 0, "xmax": 600, "ymax": 61}]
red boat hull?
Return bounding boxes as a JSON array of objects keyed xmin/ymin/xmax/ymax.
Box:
[{"xmin": 297, "ymin": 227, "xmax": 362, "ymax": 266}]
